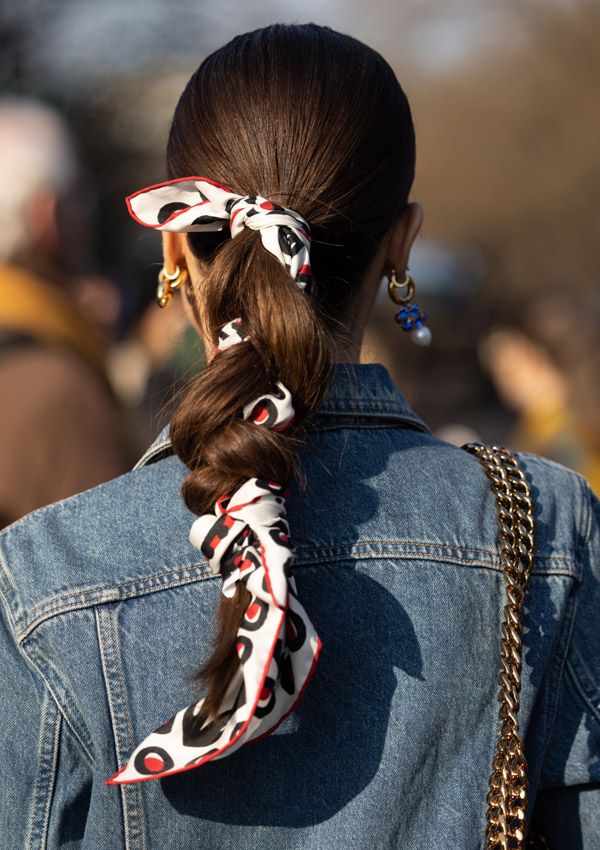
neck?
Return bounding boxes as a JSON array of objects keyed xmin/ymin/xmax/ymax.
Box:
[{"xmin": 331, "ymin": 332, "xmax": 363, "ymax": 364}]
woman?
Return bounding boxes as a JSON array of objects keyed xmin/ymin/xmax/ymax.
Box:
[{"xmin": 0, "ymin": 23, "xmax": 598, "ymax": 850}]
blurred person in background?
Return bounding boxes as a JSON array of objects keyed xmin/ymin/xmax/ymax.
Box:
[
  {"xmin": 0, "ymin": 97, "xmax": 134, "ymax": 528},
  {"xmin": 480, "ymin": 294, "xmax": 600, "ymax": 493}
]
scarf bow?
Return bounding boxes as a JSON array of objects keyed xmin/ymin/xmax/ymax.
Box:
[{"xmin": 126, "ymin": 177, "xmax": 312, "ymax": 289}]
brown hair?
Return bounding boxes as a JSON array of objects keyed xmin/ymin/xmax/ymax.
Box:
[{"xmin": 168, "ymin": 23, "xmax": 416, "ymax": 719}]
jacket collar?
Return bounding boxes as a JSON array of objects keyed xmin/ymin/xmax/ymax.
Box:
[{"xmin": 135, "ymin": 362, "xmax": 430, "ymax": 469}]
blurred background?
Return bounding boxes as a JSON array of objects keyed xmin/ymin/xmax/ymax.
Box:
[{"xmin": 1, "ymin": 0, "xmax": 598, "ymax": 526}]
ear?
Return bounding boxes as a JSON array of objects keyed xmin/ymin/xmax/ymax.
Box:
[
  {"xmin": 385, "ymin": 202, "xmax": 424, "ymax": 274},
  {"xmin": 161, "ymin": 231, "xmax": 188, "ymax": 274}
]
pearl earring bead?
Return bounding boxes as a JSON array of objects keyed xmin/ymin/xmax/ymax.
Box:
[{"xmin": 411, "ymin": 326, "xmax": 432, "ymax": 346}]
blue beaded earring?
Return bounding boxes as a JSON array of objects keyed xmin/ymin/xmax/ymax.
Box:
[{"xmin": 386, "ymin": 268, "xmax": 432, "ymax": 346}]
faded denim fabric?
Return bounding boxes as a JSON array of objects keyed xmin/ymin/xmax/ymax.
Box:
[{"xmin": 0, "ymin": 363, "xmax": 599, "ymax": 850}]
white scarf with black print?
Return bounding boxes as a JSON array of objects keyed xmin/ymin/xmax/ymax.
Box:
[
  {"xmin": 126, "ymin": 176, "xmax": 312, "ymax": 289},
  {"xmin": 109, "ymin": 182, "xmax": 319, "ymax": 784}
]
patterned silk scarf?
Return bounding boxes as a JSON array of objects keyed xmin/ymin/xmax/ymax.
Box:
[
  {"xmin": 126, "ymin": 176, "xmax": 312, "ymax": 289},
  {"xmin": 108, "ymin": 182, "xmax": 320, "ymax": 784}
]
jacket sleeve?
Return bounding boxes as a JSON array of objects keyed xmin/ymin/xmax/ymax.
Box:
[
  {"xmin": 530, "ymin": 482, "xmax": 600, "ymax": 848},
  {"xmin": 0, "ymin": 578, "xmax": 92, "ymax": 849}
]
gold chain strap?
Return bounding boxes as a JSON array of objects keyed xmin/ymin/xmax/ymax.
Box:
[{"xmin": 463, "ymin": 444, "xmax": 536, "ymax": 850}]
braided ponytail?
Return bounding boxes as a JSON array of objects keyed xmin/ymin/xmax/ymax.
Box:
[
  {"xmin": 171, "ymin": 230, "xmax": 331, "ymax": 718},
  {"xmin": 109, "ymin": 23, "xmax": 416, "ymax": 784}
]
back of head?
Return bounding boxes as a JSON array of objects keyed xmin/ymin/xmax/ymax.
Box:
[
  {"xmin": 0, "ymin": 97, "xmax": 78, "ymax": 265},
  {"xmin": 168, "ymin": 23, "xmax": 416, "ymax": 715}
]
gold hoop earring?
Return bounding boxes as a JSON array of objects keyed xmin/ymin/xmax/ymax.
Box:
[
  {"xmin": 384, "ymin": 267, "xmax": 432, "ymax": 346},
  {"xmin": 156, "ymin": 265, "xmax": 189, "ymax": 308},
  {"xmin": 387, "ymin": 269, "xmax": 415, "ymax": 305}
]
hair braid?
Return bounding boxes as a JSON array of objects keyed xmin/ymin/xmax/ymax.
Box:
[{"xmin": 170, "ymin": 231, "xmax": 331, "ymax": 718}]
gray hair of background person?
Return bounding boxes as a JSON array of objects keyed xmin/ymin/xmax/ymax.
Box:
[{"xmin": 0, "ymin": 97, "xmax": 79, "ymax": 264}]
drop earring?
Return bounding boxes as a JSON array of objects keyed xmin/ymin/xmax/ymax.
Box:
[
  {"xmin": 156, "ymin": 264, "xmax": 189, "ymax": 308},
  {"xmin": 386, "ymin": 268, "xmax": 432, "ymax": 346}
]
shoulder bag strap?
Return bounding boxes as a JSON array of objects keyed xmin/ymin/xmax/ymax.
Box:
[{"xmin": 462, "ymin": 443, "xmax": 539, "ymax": 850}]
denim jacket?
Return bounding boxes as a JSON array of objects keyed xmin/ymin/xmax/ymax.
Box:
[{"xmin": 1, "ymin": 363, "xmax": 599, "ymax": 850}]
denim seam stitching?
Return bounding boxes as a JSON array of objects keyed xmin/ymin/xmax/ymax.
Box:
[
  {"xmin": 17, "ymin": 565, "xmax": 211, "ymax": 641},
  {"xmin": 294, "ymin": 547, "xmax": 576, "ymax": 574},
  {"xmin": 23, "ymin": 641, "xmax": 94, "ymax": 765},
  {"xmin": 297, "ymin": 549, "xmax": 576, "ymax": 573},
  {"xmin": 532, "ymin": 582, "xmax": 579, "ymax": 796},
  {"xmin": 555, "ymin": 474, "xmax": 600, "ymax": 728},
  {"xmin": 16, "ymin": 548, "xmax": 578, "ymax": 639},
  {"xmin": 95, "ymin": 607, "xmax": 127, "ymax": 849},
  {"xmin": 134, "ymin": 440, "xmax": 173, "ymax": 470},
  {"xmin": 565, "ymin": 657, "xmax": 600, "ymax": 726},
  {"xmin": 96, "ymin": 606, "xmax": 147, "ymax": 850},
  {"xmin": 318, "ymin": 397, "xmax": 424, "ymax": 409},
  {"xmin": 21, "ymin": 562, "xmax": 209, "ymax": 610},
  {"xmin": 566, "ymin": 645, "xmax": 600, "ymax": 717},
  {"xmin": 303, "ymin": 555, "xmax": 573, "ymax": 576},
  {"xmin": 24, "ymin": 690, "xmax": 61, "ymax": 850},
  {"xmin": 307, "ymin": 423, "xmax": 428, "ymax": 434},
  {"xmin": 574, "ymin": 471, "xmax": 593, "ymax": 574},
  {"xmin": 1, "ymin": 576, "xmax": 95, "ymax": 769},
  {"xmin": 0, "ymin": 577, "xmax": 19, "ymax": 636},
  {"xmin": 296, "ymin": 540, "xmax": 576, "ymax": 567},
  {"xmin": 0, "ymin": 541, "xmax": 20, "ymax": 623},
  {"xmin": 294, "ymin": 539, "xmax": 577, "ymax": 560}
]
